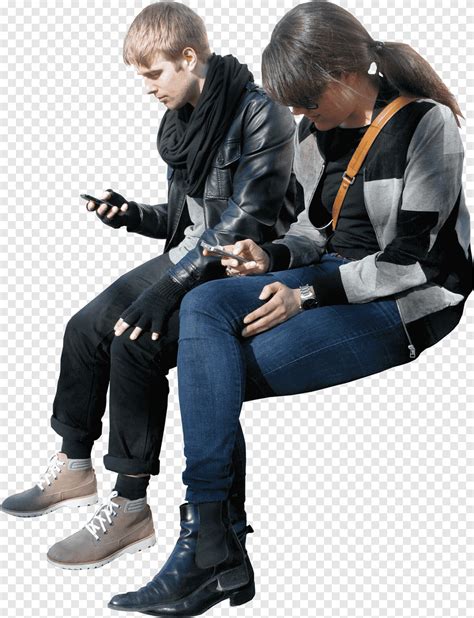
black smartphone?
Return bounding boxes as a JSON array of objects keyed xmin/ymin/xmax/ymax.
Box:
[
  {"xmin": 200, "ymin": 241, "xmax": 252, "ymax": 263},
  {"xmin": 80, "ymin": 193, "xmax": 109, "ymax": 207}
]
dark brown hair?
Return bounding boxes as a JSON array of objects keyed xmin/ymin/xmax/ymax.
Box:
[
  {"xmin": 123, "ymin": 2, "xmax": 211, "ymax": 68},
  {"xmin": 262, "ymin": 1, "xmax": 463, "ymax": 126}
]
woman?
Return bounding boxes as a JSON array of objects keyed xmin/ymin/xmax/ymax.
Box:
[{"xmin": 108, "ymin": 2, "xmax": 472, "ymax": 616}]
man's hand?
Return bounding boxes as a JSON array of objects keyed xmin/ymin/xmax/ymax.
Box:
[
  {"xmin": 241, "ymin": 282, "xmax": 301, "ymax": 337},
  {"xmin": 203, "ymin": 239, "xmax": 270, "ymax": 276},
  {"xmin": 86, "ymin": 188, "xmax": 141, "ymax": 230},
  {"xmin": 114, "ymin": 275, "xmax": 186, "ymax": 341}
]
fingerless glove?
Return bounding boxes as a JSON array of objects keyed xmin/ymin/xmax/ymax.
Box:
[
  {"xmin": 120, "ymin": 274, "xmax": 186, "ymax": 335},
  {"xmin": 96, "ymin": 188, "xmax": 141, "ymax": 231}
]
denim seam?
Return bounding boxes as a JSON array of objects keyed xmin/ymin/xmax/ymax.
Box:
[
  {"xmin": 261, "ymin": 320, "xmax": 406, "ymax": 378},
  {"xmin": 229, "ymin": 335, "xmax": 246, "ymax": 448}
]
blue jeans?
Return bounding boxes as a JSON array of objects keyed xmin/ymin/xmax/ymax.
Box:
[{"xmin": 177, "ymin": 254, "xmax": 413, "ymax": 503}]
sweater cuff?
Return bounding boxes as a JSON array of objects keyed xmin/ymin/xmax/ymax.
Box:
[
  {"xmin": 163, "ymin": 272, "xmax": 188, "ymax": 300},
  {"xmin": 311, "ymin": 268, "xmax": 349, "ymax": 306},
  {"xmin": 125, "ymin": 201, "xmax": 144, "ymax": 233},
  {"xmin": 261, "ymin": 242, "xmax": 291, "ymax": 272}
]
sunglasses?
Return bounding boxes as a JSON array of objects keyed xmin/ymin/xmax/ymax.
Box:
[
  {"xmin": 284, "ymin": 83, "xmax": 329, "ymax": 110},
  {"xmin": 286, "ymin": 92, "xmax": 324, "ymax": 110},
  {"xmin": 300, "ymin": 102, "xmax": 319, "ymax": 110},
  {"xmin": 288, "ymin": 101, "xmax": 319, "ymax": 111}
]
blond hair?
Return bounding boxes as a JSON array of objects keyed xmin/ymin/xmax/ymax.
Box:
[{"xmin": 123, "ymin": 2, "xmax": 211, "ymax": 67}]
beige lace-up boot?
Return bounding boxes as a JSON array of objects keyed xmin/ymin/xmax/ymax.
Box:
[
  {"xmin": 1, "ymin": 452, "xmax": 98, "ymax": 517},
  {"xmin": 47, "ymin": 490, "xmax": 156, "ymax": 569}
]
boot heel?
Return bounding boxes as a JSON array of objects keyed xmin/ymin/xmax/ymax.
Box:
[
  {"xmin": 216, "ymin": 562, "xmax": 249, "ymax": 591},
  {"xmin": 229, "ymin": 579, "xmax": 255, "ymax": 606}
]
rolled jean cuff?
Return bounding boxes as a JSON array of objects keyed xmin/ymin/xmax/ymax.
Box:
[
  {"xmin": 185, "ymin": 488, "xmax": 229, "ymax": 504},
  {"xmin": 103, "ymin": 454, "xmax": 161, "ymax": 476},
  {"xmin": 51, "ymin": 415, "xmax": 99, "ymax": 443}
]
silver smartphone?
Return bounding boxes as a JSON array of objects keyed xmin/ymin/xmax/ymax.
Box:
[{"xmin": 200, "ymin": 241, "xmax": 252, "ymax": 263}]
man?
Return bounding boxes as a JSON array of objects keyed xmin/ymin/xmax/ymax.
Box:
[{"xmin": 1, "ymin": 1, "xmax": 295, "ymax": 573}]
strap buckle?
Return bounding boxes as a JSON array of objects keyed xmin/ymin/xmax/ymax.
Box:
[{"xmin": 342, "ymin": 171, "xmax": 355, "ymax": 185}]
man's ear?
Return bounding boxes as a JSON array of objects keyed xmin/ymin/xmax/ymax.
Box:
[{"xmin": 181, "ymin": 47, "xmax": 198, "ymax": 70}]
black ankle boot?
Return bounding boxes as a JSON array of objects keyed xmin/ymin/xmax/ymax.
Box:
[
  {"xmin": 108, "ymin": 500, "xmax": 255, "ymax": 616},
  {"xmin": 229, "ymin": 490, "xmax": 248, "ymax": 546}
]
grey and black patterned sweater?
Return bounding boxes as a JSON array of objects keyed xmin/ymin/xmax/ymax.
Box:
[{"xmin": 263, "ymin": 79, "xmax": 472, "ymax": 358}]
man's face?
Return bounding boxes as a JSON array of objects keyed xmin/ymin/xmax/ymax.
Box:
[{"xmin": 136, "ymin": 50, "xmax": 199, "ymax": 110}]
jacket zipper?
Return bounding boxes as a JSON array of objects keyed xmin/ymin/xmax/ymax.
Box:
[
  {"xmin": 394, "ymin": 298, "xmax": 417, "ymax": 359},
  {"xmin": 165, "ymin": 190, "xmax": 187, "ymax": 252},
  {"xmin": 361, "ymin": 168, "xmax": 417, "ymax": 360}
]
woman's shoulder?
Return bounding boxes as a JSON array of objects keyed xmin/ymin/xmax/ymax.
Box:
[
  {"xmin": 406, "ymin": 98, "xmax": 463, "ymax": 151},
  {"xmin": 422, "ymin": 99, "xmax": 461, "ymax": 127},
  {"xmin": 397, "ymin": 90, "xmax": 461, "ymax": 129}
]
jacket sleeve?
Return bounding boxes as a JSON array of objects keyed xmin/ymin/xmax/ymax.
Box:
[
  {"xmin": 310, "ymin": 103, "xmax": 466, "ymax": 306},
  {"xmin": 261, "ymin": 185, "xmax": 328, "ymax": 270},
  {"xmin": 126, "ymin": 201, "xmax": 168, "ymax": 239},
  {"xmin": 166, "ymin": 97, "xmax": 296, "ymax": 290},
  {"xmin": 259, "ymin": 128, "xmax": 328, "ymax": 271}
]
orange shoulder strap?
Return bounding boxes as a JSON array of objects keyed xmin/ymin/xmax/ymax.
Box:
[{"xmin": 331, "ymin": 96, "xmax": 418, "ymax": 231}]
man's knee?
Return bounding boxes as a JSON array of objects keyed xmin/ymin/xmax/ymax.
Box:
[
  {"xmin": 65, "ymin": 280, "xmax": 127, "ymax": 341},
  {"xmin": 64, "ymin": 304, "xmax": 96, "ymax": 341},
  {"xmin": 110, "ymin": 329, "xmax": 168, "ymax": 369},
  {"xmin": 110, "ymin": 330, "xmax": 142, "ymax": 358}
]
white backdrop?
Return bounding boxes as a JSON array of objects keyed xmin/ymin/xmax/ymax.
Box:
[{"xmin": 1, "ymin": 1, "xmax": 472, "ymax": 618}]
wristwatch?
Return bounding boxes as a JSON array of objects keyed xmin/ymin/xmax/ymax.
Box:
[{"xmin": 299, "ymin": 284, "xmax": 319, "ymax": 310}]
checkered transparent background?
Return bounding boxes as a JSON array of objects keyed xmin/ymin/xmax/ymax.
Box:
[{"xmin": 1, "ymin": 1, "xmax": 472, "ymax": 617}]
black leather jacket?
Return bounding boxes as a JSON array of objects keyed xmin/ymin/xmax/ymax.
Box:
[{"xmin": 128, "ymin": 82, "xmax": 297, "ymax": 290}]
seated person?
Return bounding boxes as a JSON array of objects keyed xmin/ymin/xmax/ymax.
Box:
[{"xmin": 108, "ymin": 1, "xmax": 472, "ymax": 616}]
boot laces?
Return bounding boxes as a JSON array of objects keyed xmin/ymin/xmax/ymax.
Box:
[
  {"xmin": 85, "ymin": 491, "xmax": 120, "ymax": 540},
  {"xmin": 36, "ymin": 453, "xmax": 65, "ymax": 491}
]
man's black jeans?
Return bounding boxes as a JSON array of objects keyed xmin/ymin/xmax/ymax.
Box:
[{"xmin": 50, "ymin": 251, "xmax": 246, "ymax": 508}]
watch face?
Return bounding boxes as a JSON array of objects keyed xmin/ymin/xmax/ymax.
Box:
[{"xmin": 300, "ymin": 284, "xmax": 318, "ymax": 310}]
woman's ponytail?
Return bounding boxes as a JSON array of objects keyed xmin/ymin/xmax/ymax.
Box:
[{"xmin": 373, "ymin": 41, "xmax": 463, "ymax": 126}]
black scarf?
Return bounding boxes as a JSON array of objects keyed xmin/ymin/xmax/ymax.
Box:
[{"xmin": 157, "ymin": 53, "xmax": 253, "ymax": 197}]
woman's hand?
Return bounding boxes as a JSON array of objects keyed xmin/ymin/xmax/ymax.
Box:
[
  {"xmin": 241, "ymin": 282, "xmax": 301, "ymax": 337},
  {"xmin": 203, "ymin": 239, "xmax": 270, "ymax": 276}
]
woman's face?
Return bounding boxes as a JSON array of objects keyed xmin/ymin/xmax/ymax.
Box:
[{"xmin": 289, "ymin": 73, "xmax": 376, "ymax": 130}]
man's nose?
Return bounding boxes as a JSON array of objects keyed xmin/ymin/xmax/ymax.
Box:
[{"xmin": 143, "ymin": 78, "xmax": 156, "ymax": 94}]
